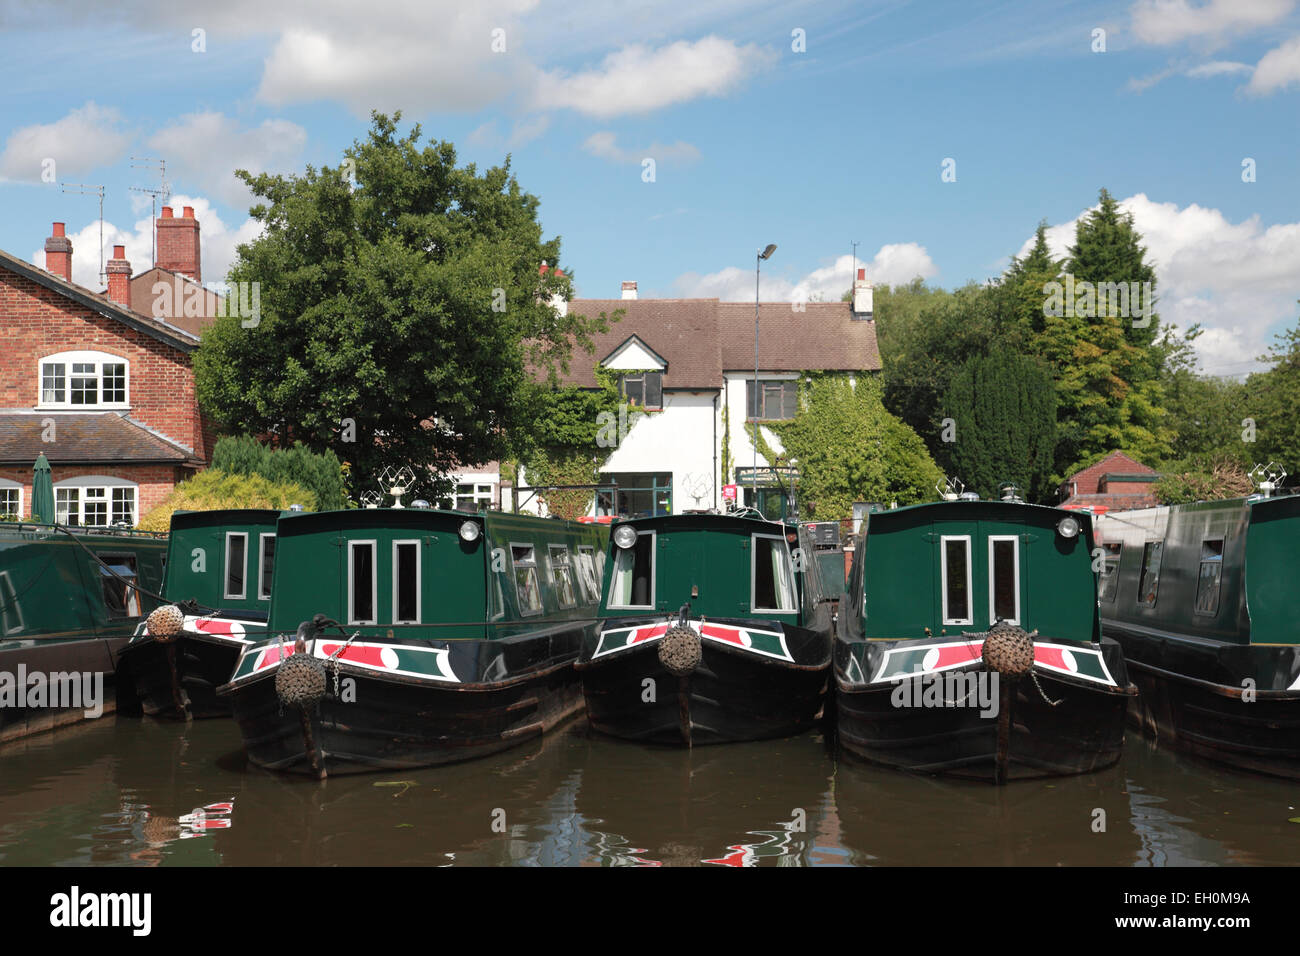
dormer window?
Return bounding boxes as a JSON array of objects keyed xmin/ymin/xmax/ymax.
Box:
[
  {"xmin": 619, "ymin": 372, "xmax": 662, "ymax": 409},
  {"xmin": 38, "ymin": 351, "xmax": 128, "ymax": 409}
]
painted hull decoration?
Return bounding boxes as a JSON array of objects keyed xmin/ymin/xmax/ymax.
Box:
[
  {"xmin": 578, "ymin": 513, "xmax": 835, "ymax": 747},
  {"xmin": 835, "ymin": 498, "xmax": 1137, "ymax": 783},
  {"xmin": 117, "ymin": 509, "xmax": 281, "ymax": 720},
  {"xmin": 0, "ymin": 522, "xmax": 167, "ymax": 742},
  {"xmin": 1096, "ymin": 493, "xmax": 1300, "ymax": 779},
  {"xmin": 217, "ymin": 507, "xmax": 606, "ymax": 777}
]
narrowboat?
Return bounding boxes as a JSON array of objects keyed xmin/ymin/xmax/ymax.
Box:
[
  {"xmin": 576, "ymin": 512, "xmax": 835, "ymax": 745},
  {"xmin": 0, "ymin": 521, "xmax": 166, "ymax": 742},
  {"xmin": 835, "ymin": 496, "xmax": 1137, "ymax": 782},
  {"xmin": 117, "ymin": 509, "xmax": 282, "ymax": 719},
  {"xmin": 216, "ymin": 506, "xmax": 606, "ymax": 776},
  {"xmin": 1094, "ymin": 490, "xmax": 1300, "ymax": 778}
]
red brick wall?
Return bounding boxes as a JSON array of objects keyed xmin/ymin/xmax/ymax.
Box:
[
  {"xmin": 1064, "ymin": 452, "xmax": 1155, "ymax": 496},
  {"xmin": 0, "ymin": 269, "xmax": 208, "ymax": 456},
  {"xmin": 0, "ymin": 464, "xmax": 190, "ymax": 520},
  {"xmin": 1099, "ymin": 478, "xmax": 1155, "ymax": 495}
]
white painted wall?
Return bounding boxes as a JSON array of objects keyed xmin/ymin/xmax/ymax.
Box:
[
  {"xmin": 722, "ymin": 371, "xmax": 791, "ymax": 484},
  {"xmin": 601, "ymin": 390, "xmax": 720, "ymax": 513}
]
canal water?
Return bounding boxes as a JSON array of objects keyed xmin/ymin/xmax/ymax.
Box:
[{"xmin": 1, "ymin": 715, "xmax": 1295, "ymax": 867}]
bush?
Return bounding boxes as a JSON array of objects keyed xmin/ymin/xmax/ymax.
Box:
[
  {"xmin": 211, "ymin": 436, "xmax": 347, "ymax": 510},
  {"xmin": 137, "ymin": 470, "xmax": 317, "ymax": 532}
]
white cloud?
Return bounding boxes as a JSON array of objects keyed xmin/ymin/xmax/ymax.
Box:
[
  {"xmin": 670, "ymin": 245, "xmax": 938, "ymax": 302},
  {"xmin": 1130, "ymin": 0, "xmax": 1295, "ymax": 46},
  {"xmin": 1015, "ymin": 193, "xmax": 1300, "ymax": 375},
  {"xmin": 0, "ymin": 102, "xmax": 131, "ymax": 182},
  {"xmin": 30, "ymin": 194, "xmax": 262, "ymax": 292},
  {"xmin": 147, "ymin": 112, "xmax": 308, "ymax": 208},
  {"xmin": 1128, "ymin": 58, "xmax": 1254, "ymax": 91},
  {"xmin": 1247, "ymin": 33, "xmax": 1300, "ymax": 93},
  {"xmin": 581, "ymin": 132, "xmax": 700, "ymax": 164},
  {"xmin": 533, "ymin": 36, "xmax": 778, "ymax": 118}
]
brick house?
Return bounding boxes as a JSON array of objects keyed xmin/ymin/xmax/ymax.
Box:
[
  {"xmin": 1059, "ymin": 451, "xmax": 1160, "ymax": 511},
  {"xmin": 0, "ymin": 216, "xmax": 217, "ymax": 526}
]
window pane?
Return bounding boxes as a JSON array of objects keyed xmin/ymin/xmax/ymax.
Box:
[
  {"xmin": 622, "ymin": 375, "xmax": 644, "ymax": 406},
  {"xmin": 609, "ymin": 534, "xmax": 653, "ymax": 607},
  {"xmin": 56, "ymin": 487, "xmax": 78, "ymax": 524},
  {"xmin": 1099, "ymin": 543, "xmax": 1122, "ymax": 602},
  {"xmin": 992, "ymin": 539, "xmax": 1017, "ymax": 622},
  {"xmin": 103, "ymin": 363, "xmax": 126, "ymax": 402},
  {"xmin": 42, "ymin": 363, "xmax": 65, "ymax": 403},
  {"xmin": 84, "ymin": 488, "xmax": 108, "ymax": 526},
  {"xmin": 782, "ymin": 382, "xmax": 798, "ymax": 419},
  {"xmin": 746, "ymin": 381, "xmax": 759, "ymax": 419},
  {"xmin": 645, "ymin": 372, "xmax": 662, "ymax": 408},
  {"xmin": 350, "ymin": 542, "xmax": 375, "ymax": 623},
  {"xmin": 111, "ymin": 487, "xmax": 135, "ymax": 526},
  {"xmin": 944, "ymin": 539, "xmax": 969, "ymax": 621},
  {"xmin": 1195, "ymin": 539, "xmax": 1223, "ymax": 615},
  {"xmin": 100, "ymin": 555, "xmax": 140, "ymax": 618},
  {"xmin": 512, "ymin": 545, "xmax": 542, "ymax": 613},
  {"xmin": 754, "ymin": 536, "xmax": 795, "ymax": 610},
  {"xmin": 71, "ymin": 363, "xmax": 97, "ymax": 405},
  {"xmin": 1138, "ymin": 542, "xmax": 1163, "ymax": 606},
  {"xmin": 259, "ymin": 535, "xmax": 275, "ymax": 600},
  {"xmin": 395, "ymin": 542, "xmax": 419, "ymax": 622},
  {"xmin": 226, "ymin": 533, "xmax": 247, "ymax": 598},
  {"xmin": 0, "ymin": 489, "xmax": 18, "ymax": 518}
]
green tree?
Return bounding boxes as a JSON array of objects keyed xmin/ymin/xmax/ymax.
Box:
[
  {"xmin": 211, "ymin": 435, "xmax": 347, "ymax": 510},
  {"xmin": 943, "ymin": 351, "xmax": 1058, "ymax": 502},
  {"xmin": 193, "ymin": 112, "xmax": 613, "ymax": 500},
  {"xmin": 768, "ymin": 373, "xmax": 943, "ymax": 519},
  {"xmin": 1243, "ymin": 304, "xmax": 1300, "ymax": 476}
]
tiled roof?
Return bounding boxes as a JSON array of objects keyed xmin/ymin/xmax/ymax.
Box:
[
  {"xmin": 0, "ymin": 412, "xmax": 198, "ymax": 465},
  {"xmin": 556, "ymin": 297, "xmax": 880, "ymax": 389},
  {"xmin": 129, "ymin": 268, "xmax": 225, "ymax": 337}
]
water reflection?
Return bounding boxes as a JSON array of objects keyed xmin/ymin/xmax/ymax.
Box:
[{"xmin": 0, "ymin": 716, "xmax": 1295, "ymax": 866}]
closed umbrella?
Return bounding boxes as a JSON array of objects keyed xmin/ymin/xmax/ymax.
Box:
[{"xmin": 31, "ymin": 453, "xmax": 55, "ymax": 524}]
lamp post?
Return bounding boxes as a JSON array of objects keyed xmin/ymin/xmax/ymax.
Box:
[{"xmin": 753, "ymin": 243, "xmax": 777, "ymax": 510}]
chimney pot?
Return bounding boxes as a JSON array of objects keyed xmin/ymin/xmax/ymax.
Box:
[
  {"xmin": 183, "ymin": 205, "xmax": 194, "ymax": 218},
  {"xmin": 161, "ymin": 206, "xmax": 174, "ymax": 219},
  {"xmin": 113, "ymin": 244, "xmax": 125, "ymax": 258},
  {"xmin": 857, "ymin": 268, "xmax": 865, "ymax": 280},
  {"xmin": 44, "ymin": 223, "xmax": 73, "ymax": 281},
  {"xmin": 53, "ymin": 222, "xmax": 65, "ymax": 237}
]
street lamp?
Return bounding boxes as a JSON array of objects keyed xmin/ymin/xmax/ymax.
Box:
[{"xmin": 754, "ymin": 243, "xmax": 777, "ymax": 509}]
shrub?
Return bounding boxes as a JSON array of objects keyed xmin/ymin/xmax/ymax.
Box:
[{"xmin": 137, "ymin": 469, "xmax": 317, "ymax": 532}]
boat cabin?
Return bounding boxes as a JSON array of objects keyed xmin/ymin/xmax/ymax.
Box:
[{"xmin": 160, "ymin": 509, "xmax": 283, "ymax": 618}]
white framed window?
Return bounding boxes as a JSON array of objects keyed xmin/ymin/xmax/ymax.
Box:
[
  {"xmin": 608, "ymin": 531, "xmax": 655, "ymax": 609},
  {"xmin": 37, "ymin": 351, "xmax": 129, "ymax": 409},
  {"xmin": 224, "ymin": 532, "xmax": 248, "ymax": 600},
  {"xmin": 0, "ymin": 479, "xmax": 21, "ymax": 520},
  {"xmin": 549, "ymin": 545, "xmax": 577, "ymax": 608},
  {"xmin": 751, "ymin": 533, "xmax": 797, "ymax": 613},
  {"xmin": 392, "ymin": 539, "xmax": 421, "ymax": 624},
  {"xmin": 511, "ymin": 543, "xmax": 543, "ymax": 615},
  {"xmin": 987, "ymin": 535, "xmax": 1021, "ymax": 625},
  {"xmin": 53, "ymin": 476, "xmax": 137, "ymax": 527},
  {"xmin": 940, "ymin": 535, "xmax": 973, "ymax": 625},
  {"xmin": 258, "ymin": 533, "xmax": 276, "ymax": 601},
  {"xmin": 97, "ymin": 553, "xmax": 141, "ymax": 619},
  {"xmin": 576, "ymin": 545, "xmax": 600, "ymax": 604},
  {"xmin": 348, "ymin": 540, "xmax": 378, "ymax": 625}
]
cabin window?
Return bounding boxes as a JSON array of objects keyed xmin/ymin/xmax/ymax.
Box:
[
  {"xmin": 0, "ymin": 571, "xmax": 26, "ymax": 635},
  {"xmin": 1099, "ymin": 543, "xmax": 1122, "ymax": 602},
  {"xmin": 348, "ymin": 540, "xmax": 377, "ymax": 625},
  {"xmin": 752, "ymin": 534, "xmax": 797, "ymax": 612},
  {"xmin": 1194, "ymin": 539, "xmax": 1224, "ymax": 616},
  {"xmin": 609, "ymin": 531, "xmax": 655, "ymax": 609},
  {"xmin": 1137, "ymin": 541, "xmax": 1163, "ymax": 607},
  {"xmin": 988, "ymin": 535, "xmax": 1020, "ymax": 625},
  {"xmin": 393, "ymin": 540, "xmax": 421, "ymax": 624},
  {"xmin": 98, "ymin": 553, "xmax": 141, "ymax": 619},
  {"xmin": 940, "ymin": 535, "xmax": 972, "ymax": 625},
  {"xmin": 576, "ymin": 546, "xmax": 600, "ymax": 604},
  {"xmin": 512, "ymin": 544, "xmax": 543, "ymax": 615},
  {"xmin": 258, "ymin": 533, "xmax": 275, "ymax": 601},
  {"xmin": 224, "ymin": 532, "xmax": 248, "ymax": 600},
  {"xmin": 549, "ymin": 546, "xmax": 577, "ymax": 608}
]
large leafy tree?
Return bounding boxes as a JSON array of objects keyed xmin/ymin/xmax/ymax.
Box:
[
  {"xmin": 194, "ymin": 113, "xmax": 611, "ymax": 498},
  {"xmin": 1243, "ymin": 304, "xmax": 1300, "ymax": 476},
  {"xmin": 943, "ymin": 351, "xmax": 1058, "ymax": 502}
]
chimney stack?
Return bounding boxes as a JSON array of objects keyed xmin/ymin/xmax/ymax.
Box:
[
  {"xmin": 155, "ymin": 204, "xmax": 201, "ymax": 282},
  {"xmin": 852, "ymin": 267, "xmax": 873, "ymax": 319},
  {"xmin": 106, "ymin": 245, "xmax": 132, "ymax": 306},
  {"xmin": 621, "ymin": 281, "xmax": 638, "ymax": 300},
  {"xmin": 539, "ymin": 262, "xmax": 568, "ymax": 317},
  {"xmin": 44, "ymin": 222, "xmax": 72, "ymax": 282}
]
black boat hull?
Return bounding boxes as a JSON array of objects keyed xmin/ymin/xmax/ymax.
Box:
[
  {"xmin": 119, "ymin": 633, "xmax": 246, "ymax": 719},
  {"xmin": 835, "ymin": 636, "xmax": 1136, "ymax": 782},
  {"xmin": 577, "ymin": 615, "xmax": 832, "ymax": 746}
]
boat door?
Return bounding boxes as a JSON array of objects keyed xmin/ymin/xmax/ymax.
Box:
[{"xmin": 934, "ymin": 517, "xmax": 1025, "ymax": 632}]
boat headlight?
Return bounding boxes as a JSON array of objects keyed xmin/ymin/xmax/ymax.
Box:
[
  {"xmin": 459, "ymin": 521, "xmax": 481, "ymax": 542},
  {"xmin": 1057, "ymin": 516, "xmax": 1080, "ymax": 539},
  {"xmin": 411, "ymin": 499, "xmax": 431, "ymax": 510},
  {"xmin": 613, "ymin": 525, "xmax": 638, "ymax": 550}
]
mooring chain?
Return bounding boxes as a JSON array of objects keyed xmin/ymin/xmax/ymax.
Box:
[
  {"xmin": 326, "ymin": 630, "xmax": 363, "ymax": 698},
  {"xmin": 1030, "ymin": 669, "xmax": 1063, "ymax": 707}
]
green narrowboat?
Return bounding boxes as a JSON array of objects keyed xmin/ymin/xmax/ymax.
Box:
[
  {"xmin": 117, "ymin": 509, "xmax": 282, "ymax": 719},
  {"xmin": 0, "ymin": 522, "xmax": 166, "ymax": 742},
  {"xmin": 835, "ymin": 498, "xmax": 1137, "ymax": 782},
  {"xmin": 1094, "ymin": 493, "xmax": 1300, "ymax": 778},
  {"xmin": 216, "ymin": 506, "xmax": 606, "ymax": 776},
  {"xmin": 576, "ymin": 512, "xmax": 835, "ymax": 745}
]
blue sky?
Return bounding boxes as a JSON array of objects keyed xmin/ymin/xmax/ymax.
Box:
[{"xmin": 1, "ymin": 0, "xmax": 1297, "ymax": 376}]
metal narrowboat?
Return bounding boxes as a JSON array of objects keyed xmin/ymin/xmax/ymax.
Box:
[
  {"xmin": 576, "ymin": 512, "xmax": 835, "ymax": 746},
  {"xmin": 117, "ymin": 509, "xmax": 282, "ymax": 719},
  {"xmin": 0, "ymin": 521, "xmax": 166, "ymax": 742},
  {"xmin": 835, "ymin": 494, "xmax": 1136, "ymax": 782},
  {"xmin": 1094, "ymin": 489, "xmax": 1300, "ymax": 778},
  {"xmin": 216, "ymin": 506, "xmax": 606, "ymax": 776}
]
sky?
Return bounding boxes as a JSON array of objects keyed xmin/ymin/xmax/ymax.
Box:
[{"xmin": 1, "ymin": 0, "xmax": 1297, "ymax": 378}]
